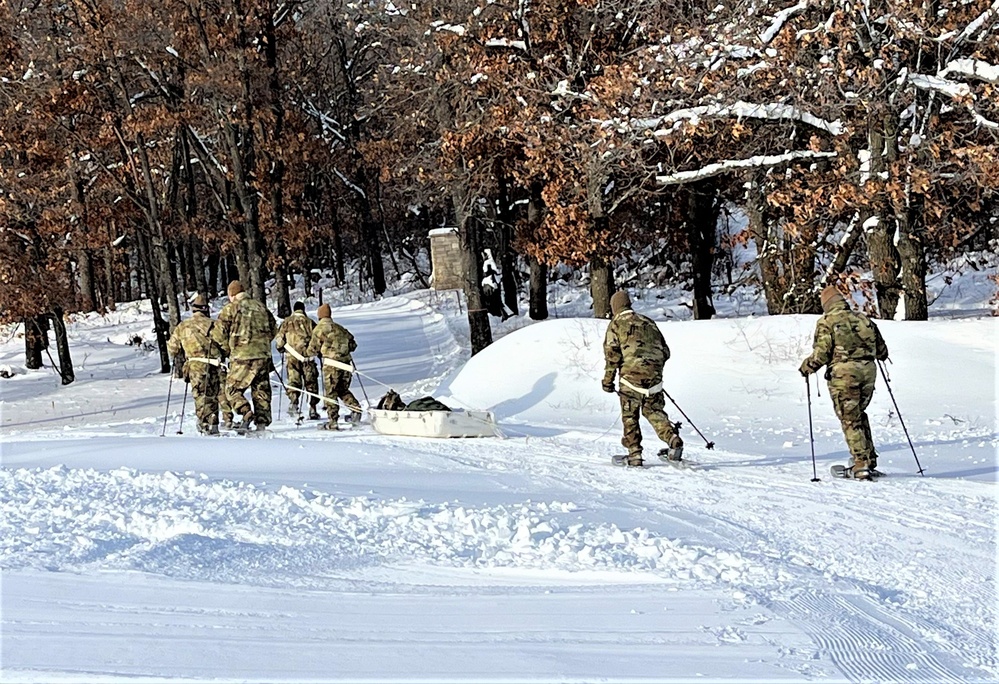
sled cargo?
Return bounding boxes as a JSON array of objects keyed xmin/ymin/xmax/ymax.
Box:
[{"xmin": 367, "ymin": 407, "xmax": 498, "ymax": 438}]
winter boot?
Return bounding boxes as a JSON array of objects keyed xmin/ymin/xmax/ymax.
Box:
[
  {"xmin": 233, "ymin": 412, "xmax": 255, "ymax": 432},
  {"xmin": 222, "ymin": 413, "xmax": 234, "ymax": 430},
  {"xmin": 850, "ymin": 458, "xmax": 873, "ymax": 480},
  {"xmin": 319, "ymin": 421, "xmax": 339, "ymax": 431},
  {"xmin": 288, "ymin": 400, "xmax": 301, "ymax": 419},
  {"xmin": 659, "ymin": 434, "xmax": 684, "ymax": 462},
  {"xmin": 308, "ymin": 406, "xmax": 321, "ymax": 421},
  {"xmin": 348, "ymin": 409, "xmax": 362, "ymax": 424},
  {"xmin": 626, "ymin": 451, "xmax": 643, "ymax": 467}
]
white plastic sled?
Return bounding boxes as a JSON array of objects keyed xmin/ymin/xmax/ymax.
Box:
[{"xmin": 367, "ymin": 407, "xmax": 498, "ymax": 438}]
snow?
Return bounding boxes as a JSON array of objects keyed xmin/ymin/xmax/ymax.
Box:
[
  {"xmin": 940, "ymin": 58, "xmax": 999, "ymax": 84},
  {"xmin": 1, "ymin": 284, "xmax": 997, "ymax": 681},
  {"xmin": 656, "ymin": 150, "xmax": 836, "ymax": 185},
  {"xmin": 760, "ymin": 1, "xmax": 808, "ymax": 44},
  {"xmin": 638, "ymin": 101, "xmax": 845, "ymax": 137}
]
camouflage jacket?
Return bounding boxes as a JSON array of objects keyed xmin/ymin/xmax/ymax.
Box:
[
  {"xmin": 307, "ymin": 318, "xmax": 356, "ymax": 362},
  {"xmin": 802, "ymin": 300, "xmax": 889, "ymax": 372},
  {"xmin": 212, "ymin": 292, "xmax": 277, "ymax": 361},
  {"xmin": 166, "ymin": 312, "xmax": 224, "ymax": 363},
  {"xmin": 603, "ymin": 309, "xmax": 670, "ymax": 389},
  {"xmin": 274, "ymin": 311, "xmax": 316, "ymax": 361}
]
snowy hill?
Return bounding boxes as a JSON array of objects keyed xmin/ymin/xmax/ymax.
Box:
[{"xmin": 1, "ymin": 295, "xmax": 996, "ymax": 682}]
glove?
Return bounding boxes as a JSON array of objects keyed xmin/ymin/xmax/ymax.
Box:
[
  {"xmin": 798, "ymin": 359, "xmax": 812, "ymax": 377},
  {"xmin": 602, "ymin": 378, "xmax": 616, "ymax": 393}
]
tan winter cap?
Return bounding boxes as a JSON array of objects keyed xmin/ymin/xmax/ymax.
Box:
[
  {"xmin": 610, "ymin": 290, "xmax": 632, "ymax": 316},
  {"xmin": 227, "ymin": 280, "xmax": 244, "ymax": 297},
  {"xmin": 317, "ymin": 303, "xmax": 332, "ymax": 319},
  {"xmin": 820, "ymin": 286, "xmax": 846, "ymax": 312}
]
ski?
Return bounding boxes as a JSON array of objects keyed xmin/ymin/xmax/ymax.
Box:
[{"xmin": 611, "ymin": 454, "xmax": 697, "ymax": 469}]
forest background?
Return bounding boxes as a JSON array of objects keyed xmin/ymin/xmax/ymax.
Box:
[{"xmin": 1, "ymin": 0, "xmax": 997, "ymax": 382}]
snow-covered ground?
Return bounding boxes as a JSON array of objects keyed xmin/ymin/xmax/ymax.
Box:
[{"xmin": 1, "ymin": 286, "xmax": 996, "ymax": 682}]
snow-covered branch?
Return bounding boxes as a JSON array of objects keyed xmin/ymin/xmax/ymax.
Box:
[
  {"xmin": 636, "ymin": 101, "xmax": 845, "ymax": 136},
  {"xmin": 484, "ymin": 38, "xmax": 528, "ymax": 52},
  {"xmin": 908, "ymin": 73, "xmax": 999, "ymax": 131},
  {"xmin": 655, "ymin": 150, "xmax": 836, "ymax": 186},
  {"xmin": 939, "ymin": 59, "xmax": 999, "ymax": 84},
  {"xmin": 908, "ymin": 73, "xmax": 972, "ymax": 99},
  {"xmin": 760, "ymin": 1, "xmax": 808, "ymax": 45},
  {"xmin": 956, "ymin": 0, "xmax": 999, "ymax": 44},
  {"xmin": 334, "ymin": 168, "xmax": 367, "ymax": 199}
]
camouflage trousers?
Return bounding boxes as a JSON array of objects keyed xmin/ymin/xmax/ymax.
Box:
[
  {"xmin": 827, "ymin": 360, "xmax": 877, "ymax": 469},
  {"xmin": 321, "ymin": 366, "xmax": 361, "ymax": 421},
  {"xmin": 619, "ymin": 389, "xmax": 679, "ymax": 457},
  {"xmin": 285, "ymin": 357, "xmax": 319, "ymax": 411},
  {"xmin": 218, "ymin": 365, "xmax": 233, "ymax": 424},
  {"xmin": 226, "ymin": 358, "xmax": 274, "ymax": 428},
  {"xmin": 187, "ymin": 366, "xmax": 220, "ymax": 434}
]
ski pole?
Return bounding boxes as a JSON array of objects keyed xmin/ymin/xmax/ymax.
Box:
[
  {"xmin": 878, "ymin": 360, "xmax": 925, "ymax": 476},
  {"xmin": 353, "ymin": 363, "xmax": 370, "ymax": 407},
  {"xmin": 806, "ymin": 375, "xmax": 819, "ymax": 482},
  {"xmin": 661, "ymin": 389, "xmax": 715, "ymax": 449},
  {"xmin": 177, "ymin": 381, "xmax": 189, "ymax": 435},
  {"xmin": 161, "ymin": 364, "xmax": 175, "ymax": 437}
]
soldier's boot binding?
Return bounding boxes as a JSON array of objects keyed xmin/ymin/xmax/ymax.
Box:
[
  {"xmin": 319, "ymin": 421, "xmax": 339, "ymax": 431},
  {"xmin": 349, "ymin": 409, "xmax": 362, "ymax": 424},
  {"xmin": 308, "ymin": 406, "xmax": 321, "ymax": 420},
  {"xmin": 849, "ymin": 458, "xmax": 873, "ymax": 480},
  {"xmin": 625, "ymin": 451, "xmax": 643, "ymax": 467},
  {"xmin": 288, "ymin": 400, "xmax": 301, "ymax": 418},
  {"xmin": 659, "ymin": 434, "xmax": 684, "ymax": 462}
]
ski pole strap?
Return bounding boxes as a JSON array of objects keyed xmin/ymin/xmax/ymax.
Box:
[
  {"xmin": 619, "ymin": 377, "xmax": 663, "ymax": 397},
  {"xmin": 322, "ymin": 358, "xmax": 353, "ymax": 372},
  {"xmin": 284, "ymin": 344, "xmax": 306, "ymax": 362},
  {"xmin": 187, "ymin": 357, "xmax": 222, "ymax": 367}
]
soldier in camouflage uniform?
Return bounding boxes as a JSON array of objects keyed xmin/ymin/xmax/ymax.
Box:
[
  {"xmin": 799, "ymin": 286, "xmax": 889, "ymax": 479},
  {"xmin": 275, "ymin": 301, "xmax": 320, "ymax": 420},
  {"xmin": 306, "ymin": 303, "xmax": 361, "ymax": 430},
  {"xmin": 603, "ymin": 290, "xmax": 683, "ymax": 467},
  {"xmin": 212, "ymin": 280, "xmax": 277, "ymax": 431},
  {"xmin": 166, "ymin": 295, "xmax": 225, "ymax": 435}
]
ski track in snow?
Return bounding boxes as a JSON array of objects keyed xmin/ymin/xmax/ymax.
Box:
[
  {"xmin": 1, "ymin": 293, "xmax": 996, "ymax": 682},
  {"xmin": 391, "ymin": 434, "xmax": 997, "ymax": 680}
]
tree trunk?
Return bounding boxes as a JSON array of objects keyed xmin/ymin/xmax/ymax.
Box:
[
  {"xmin": 206, "ymin": 251, "xmax": 220, "ymax": 298},
  {"xmin": 190, "ymin": 235, "xmax": 208, "ymax": 299},
  {"xmin": 866, "ymin": 118, "xmax": 902, "ymax": 319},
  {"xmin": 273, "ymin": 242, "xmax": 292, "ymax": 318},
  {"xmin": 688, "ymin": 182, "xmax": 717, "ymax": 320},
  {"xmin": 136, "ymin": 230, "xmax": 172, "ymax": 373},
  {"xmin": 747, "ymin": 177, "xmax": 785, "ymax": 314},
  {"xmin": 526, "ymin": 184, "xmax": 548, "ymax": 320},
  {"xmin": 898, "ymin": 202, "xmax": 928, "ymax": 320},
  {"xmin": 528, "ymin": 257, "xmax": 549, "ymax": 321},
  {"xmin": 24, "ymin": 315, "xmax": 48, "ymax": 370},
  {"xmin": 332, "ymin": 215, "xmax": 346, "ymax": 285},
  {"xmin": 496, "ymin": 162, "xmax": 519, "ymax": 317},
  {"xmin": 48, "ymin": 307, "xmax": 75, "ymax": 385},
  {"xmin": 103, "ymin": 246, "xmax": 117, "ymax": 312},
  {"xmin": 453, "ymin": 187, "xmax": 492, "ymax": 355},
  {"xmin": 78, "ymin": 250, "xmax": 96, "ymax": 313},
  {"xmin": 590, "ymin": 256, "xmax": 613, "ymax": 319}
]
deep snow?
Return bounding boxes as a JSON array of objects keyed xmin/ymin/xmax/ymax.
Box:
[{"xmin": 1, "ymin": 287, "xmax": 996, "ymax": 682}]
